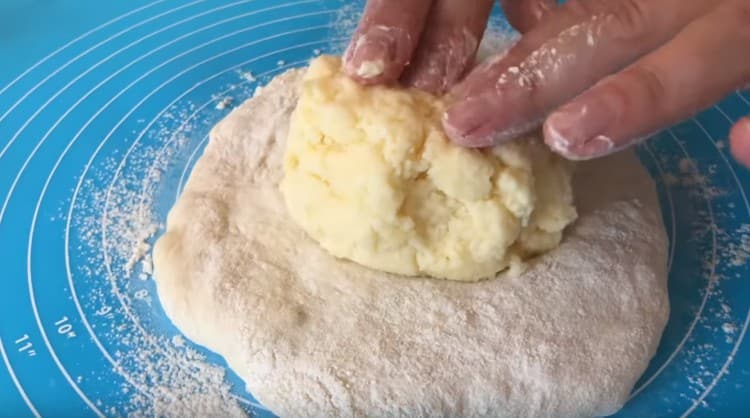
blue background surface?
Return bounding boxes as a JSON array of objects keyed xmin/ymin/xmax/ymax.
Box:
[{"xmin": 0, "ymin": 1, "xmax": 748, "ymax": 416}]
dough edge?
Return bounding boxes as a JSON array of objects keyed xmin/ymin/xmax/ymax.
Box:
[{"xmin": 153, "ymin": 68, "xmax": 670, "ymax": 418}]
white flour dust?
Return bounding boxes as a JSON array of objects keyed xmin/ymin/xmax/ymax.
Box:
[
  {"xmin": 68, "ymin": 70, "xmax": 289, "ymax": 415},
  {"xmin": 153, "ymin": 65, "xmax": 669, "ymax": 418},
  {"xmin": 495, "ymin": 17, "xmax": 600, "ymax": 90},
  {"xmin": 63, "ymin": 5, "xmax": 376, "ymax": 416},
  {"xmin": 62, "ymin": 3, "xmax": 749, "ymax": 416},
  {"xmin": 644, "ymin": 145, "xmax": 750, "ymax": 410}
]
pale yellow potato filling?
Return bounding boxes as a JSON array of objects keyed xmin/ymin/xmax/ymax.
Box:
[{"xmin": 281, "ymin": 56, "xmax": 577, "ymax": 281}]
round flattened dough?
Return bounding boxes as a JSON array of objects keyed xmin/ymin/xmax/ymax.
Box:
[
  {"xmin": 281, "ymin": 56, "xmax": 577, "ymax": 281},
  {"xmin": 153, "ymin": 69, "xmax": 670, "ymax": 418}
]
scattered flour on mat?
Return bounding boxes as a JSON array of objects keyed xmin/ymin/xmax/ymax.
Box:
[
  {"xmin": 64, "ymin": 5, "xmax": 385, "ymax": 415},
  {"xmin": 61, "ymin": 5, "xmax": 749, "ymax": 414},
  {"xmin": 71, "ymin": 95, "xmax": 255, "ymax": 417},
  {"xmin": 239, "ymin": 70, "xmax": 256, "ymax": 82},
  {"xmin": 215, "ymin": 97, "xmax": 234, "ymax": 110},
  {"xmin": 650, "ymin": 147, "xmax": 749, "ymax": 409}
]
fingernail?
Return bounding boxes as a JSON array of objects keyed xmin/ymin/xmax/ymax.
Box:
[
  {"xmin": 344, "ymin": 26, "xmax": 409, "ymax": 82},
  {"xmin": 545, "ymin": 127, "xmax": 615, "ymax": 160},
  {"xmin": 576, "ymin": 135, "xmax": 616, "ymax": 159},
  {"xmin": 344, "ymin": 36, "xmax": 391, "ymax": 80},
  {"xmin": 545, "ymin": 96, "xmax": 617, "ymax": 149}
]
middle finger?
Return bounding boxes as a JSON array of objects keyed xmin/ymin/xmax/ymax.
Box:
[{"xmin": 400, "ymin": 0, "xmax": 495, "ymax": 94}]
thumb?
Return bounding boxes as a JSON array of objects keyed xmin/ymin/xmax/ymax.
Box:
[{"xmin": 730, "ymin": 114, "xmax": 750, "ymax": 169}]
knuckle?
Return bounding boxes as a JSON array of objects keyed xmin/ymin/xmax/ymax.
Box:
[
  {"xmin": 623, "ymin": 65, "xmax": 668, "ymax": 109},
  {"xmin": 605, "ymin": 0, "xmax": 651, "ymax": 38},
  {"xmin": 560, "ymin": 0, "xmax": 600, "ymax": 21},
  {"xmin": 562, "ymin": 0, "xmax": 596, "ymax": 18}
]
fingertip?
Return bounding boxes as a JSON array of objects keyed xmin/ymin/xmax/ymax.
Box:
[
  {"xmin": 342, "ymin": 0, "xmax": 431, "ymax": 86},
  {"xmin": 343, "ymin": 31, "xmax": 402, "ymax": 85},
  {"xmin": 730, "ymin": 116, "xmax": 750, "ymax": 168},
  {"xmin": 543, "ymin": 114, "xmax": 575, "ymax": 157},
  {"xmin": 543, "ymin": 109, "xmax": 624, "ymax": 161}
]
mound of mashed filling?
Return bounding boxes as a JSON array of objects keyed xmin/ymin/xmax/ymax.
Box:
[{"xmin": 280, "ymin": 56, "xmax": 577, "ymax": 281}]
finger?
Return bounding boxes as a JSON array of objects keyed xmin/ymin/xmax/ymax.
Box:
[
  {"xmin": 544, "ymin": 3, "xmax": 750, "ymax": 160},
  {"xmin": 499, "ymin": 0, "xmax": 556, "ymax": 33},
  {"xmin": 400, "ymin": 0, "xmax": 495, "ymax": 94},
  {"xmin": 442, "ymin": 0, "xmax": 713, "ymax": 147},
  {"xmin": 730, "ymin": 115, "xmax": 750, "ymax": 168},
  {"xmin": 343, "ymin": 0, "xmax": 434, "ymax": 85}
]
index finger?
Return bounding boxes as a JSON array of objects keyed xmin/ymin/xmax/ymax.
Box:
[
  {"xmin": 343, "ymin": 0, "xmax": 434, "ymax": 85},
  {"xmin": 442, "ymin": 0, "xmax": 712, "ymax": 147}
]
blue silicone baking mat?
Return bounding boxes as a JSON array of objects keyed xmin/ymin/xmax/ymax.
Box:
[{"xmin": 0, "ymin": 1, "xmax": 748, "ymax": 416}]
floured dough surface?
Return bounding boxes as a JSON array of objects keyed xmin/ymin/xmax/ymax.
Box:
[
  {"xmin": 281, "ymin": 56, "xmax": 577, "ymax": 281},
  {"xmin": 153, "ymin": 69, "xmax": 670, "ymax": 418}
]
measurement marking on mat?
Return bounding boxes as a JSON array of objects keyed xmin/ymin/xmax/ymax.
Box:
[
  {"xmin": 14, "ymin": 334, "xmax": 37, "ymax": 356},
  {"xmin": 94, "ymin": 305, "xmax": 115, "ymax": 320},
  {"xmin": 54, "ymin": 316, "xmax": 77, "ymax": 339}
]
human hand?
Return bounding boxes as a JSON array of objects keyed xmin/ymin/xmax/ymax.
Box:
[
  {"xmin": 440, "ymin": 0, "xmax": 750, "ymax": 166},
  {"xmin": 342, "ymin": 0, "xmax": 555, "ymax": 95}
]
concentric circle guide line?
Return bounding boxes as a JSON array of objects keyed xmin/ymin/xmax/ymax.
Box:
[
  {"xmin": 628, "ymin": 143, "xmax": 677, "ymax": 400},
  {"xmin": 4, "ymin": 2, "xmax": 746, "ymax": 414},
  {"xmin": 3, "ymin": 9, "xmax": 334, "ymax": 413},
  {"xmin": 94, "ymin": 39, "xmax": 332, "ymax": 400},
  {"xmin": 0, "ymin": 0, "xmax": 208, "ymax": 145},
  {"xmin": 73, "ymin": 21, "xmax": 333, "ymax": 380},
  {"xmin": 56, "ymin": 58, "xmax": 310, "ymax": 410},
  {"xmin": 142, "ymin": 87, "xmax": 720, "ymax": 409},
  {"xmin": 54, "ymin": 34, "xmax": 338, "ymax": 408},
  {"xmin": 1, "ymin": 8, "xmax": 333, "ymax": 228},
  {"xmin": 53, "ymin": 36, "xmax": 332, "ymax": 410},
  {"xmin": 27, "ymin": 257, "xmax": 105, "ymax": 415},
  {"xmin": 135, "ymin": 47, "xmax": 309, "ymax": 209},
  {"xmin": 160, "ymin": 89, "xmax": 701, "ymax": 409},
  {"xmin": 0, "ymin": 0, "xmax": 166, "ymax": 99},
  {"xmin": 630, "ymin": 127, "xmax": 720, "ymax": 400},
  {"xmin": 640, "ymin": 140, "xmax": 678, "ymax": 271},
  {"xmin": 0, "ymin": 336, "xmax": 41, "ymax": 418},
  {"xmin": 0, "ymin": 0, "xmax": 298, "ymax": 163},
  {"xmin": 642, "ymin": 140, "xmax": 677, "ymax": 273},
  {"xmin": 2, "ymin": 0, "xmax": 325, "ymax": 223},
  {"xmin": 681, "ymin": 106, "xmax": 750, "ymax": 417},
  {"xmin": 737, "ymin": 90, "xmax": 749, "ymax": 106},
  {"xmin": 176, "ymin": 134, "xmax": 209, "ymax": 200},
  {"xmin": 93, "ymin": 58, "xmax": 309, "ymax": 408},
  {"xmin": 683, "ymin": 306, "xmax": 750, "ymax": 417},
  {"xmin": 671, "ymin": 116, "xmax": 724, "ymax": 416},
  {"xmin": 0, "ymin": 1, "xmax": 166, "ymax": 412}
]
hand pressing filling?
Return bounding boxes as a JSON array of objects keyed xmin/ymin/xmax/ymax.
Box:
[{"xmin": 344, "ymin": 0, "xmax": 750, "ymax": 167}]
